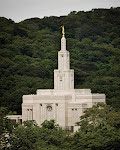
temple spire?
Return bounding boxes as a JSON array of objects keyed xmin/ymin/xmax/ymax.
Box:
[{"xmin": 54, "ymin": 26, "xmax": 74, "ymax": 90}]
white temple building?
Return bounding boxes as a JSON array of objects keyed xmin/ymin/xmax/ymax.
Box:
[{"xmin": 8, "ymin": 27, "xmax": 105, "ymax": 132}]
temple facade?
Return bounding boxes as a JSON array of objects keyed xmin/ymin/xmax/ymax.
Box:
[
  {"xmin": 21, "ymin": 28, "xmax": 105, "ymax": 132},
  {"xmin": 7, "ymin": 28, "xmax": 105, "ymax": 132}
]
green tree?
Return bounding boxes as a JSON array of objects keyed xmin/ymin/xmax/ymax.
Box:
[
  {"xmin": 73, "ymin": 123, "xmax": 120, "ymax": 150},
  {"xmin": 0, "ymin": 107, "xmax": 18, "ymax": 149},
  {"xmin": 9, "ymin": 120, "xmax": 69, "ymax": 150},
  {"xmin": 77, "ymin": 103, "xmax": 120, "ymax": 130},
  {"xmin": 73, "ymin": 103, "xmax": 120, "ymax": 150}
]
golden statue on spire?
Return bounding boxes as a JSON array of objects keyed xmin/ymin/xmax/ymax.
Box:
[{"xmin": 61, "ymin": 26, "xmax": 65, "ymax": 37}]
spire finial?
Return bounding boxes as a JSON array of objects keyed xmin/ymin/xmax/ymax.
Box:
[{"xmin": 61, "ymin": 26, "xmax": 65, "ymax": 37}]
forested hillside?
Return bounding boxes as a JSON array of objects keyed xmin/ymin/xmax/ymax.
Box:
[{"xmin": 0, "ymin": 7, "xmax": 120, "ymax": 114}]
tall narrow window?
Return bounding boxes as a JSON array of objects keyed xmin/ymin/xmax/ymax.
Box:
[
  {"xmin": 30, "ymin": 109, "xmax": 33, "ymax": 120},
  {"xmin": 56, "ymin": 104, "xmax": 58, "ymax": 122},
  {"xmin": 27, "ymin": 109, "xmax": 29, "ymax": 120},
  {"xmin": 72, "ymin": 109, "xmax": 74, "ymax": 125},
  {"xmin": 60, "ymin": 76, "xmax": 63, "ymax": 89},
  {"xmin": 27, "ymin": 109, "xmax": 33, "ymax": 120},
  {"xmin": 72, "ymin": 108, "xmax": 77, "ymax": 125},
  {"xmin": 75, "ymin": 109, "xmax": 77, "ymax": 123},
  {"xmin": 40, "ymin": 104, "xmax": 43, "ymax": 123},
  {"xmin": 62, "ymin": 55, "xmax": 64, "ymax": 71}
]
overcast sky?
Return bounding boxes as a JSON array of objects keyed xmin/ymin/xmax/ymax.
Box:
[{"xmin": 0, "ymin": 0, "xmax": 120, "ymax": 22}]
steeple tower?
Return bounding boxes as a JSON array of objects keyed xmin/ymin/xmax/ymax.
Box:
[{"xmin": 54, "ymin": 26, "xmax": 74, "ymax": 90}]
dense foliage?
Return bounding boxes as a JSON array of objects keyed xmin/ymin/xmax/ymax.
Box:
[
  {"xmin": 0, "ymin": 107, "xmax": 18, "ymax": 148},
  {"xmin": 73, "ymin": 103, "xmax": 120, "ymax": 150},
  {"xmin": 0, "ymin": 7, "xmax": 120, "ymax": 113},
  {"xmin": 1, "ymin": 103, "xmax": 120, "ymax": 150}
]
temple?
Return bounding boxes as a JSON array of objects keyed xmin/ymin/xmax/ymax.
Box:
[{"xmin": 7, "ymin": 27, "xmax": 106, "ymax": 132}]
